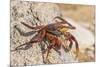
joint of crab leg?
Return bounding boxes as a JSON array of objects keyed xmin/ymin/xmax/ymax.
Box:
[
  {"xmin": 46, "ymin": 46, "xmax": 51, "ymax": 60},
  {"xmin": 66, "ymin": 39, "xmax": 73, "ymax": 52}
]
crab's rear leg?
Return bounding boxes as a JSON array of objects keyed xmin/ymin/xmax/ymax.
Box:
[
  {"xmin": 14, "ymin": 25, "xmax": 36, "ymax": 37},
  {"xmin": 21, "ymin": 22, "xmax": 44, "ymax": 30},
  {"xmin": 12, "ymin": 30, "xmax": 46, "ymax": 51}
]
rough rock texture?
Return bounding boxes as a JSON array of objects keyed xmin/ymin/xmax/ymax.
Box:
[
  {"xmin": 10, "ymin": 0, "xmax": 94, "ymax": 66},
  {"xmin": 10, "ymin": 0, "xmax": 79, "ymax": 66}
]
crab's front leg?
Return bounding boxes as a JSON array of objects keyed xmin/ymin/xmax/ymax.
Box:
[
  {"xmin": 70, "ymin": 33, "xmax": 79, "ymax": 57},
  {"xmin": 45, "ymin": 41, "xmax": 59, "ymax": 64},
  {"xmin": 64, "ymin": 32, "xmax": 79, "ymax": 57},
  {"xmin": 44, "ymin": 33, "xmax": 62, "ymax": 63},
  {"xmin": 62, "ymin": 38, "xmax": 73, "ymax": 53},
  {"xmin": 46, "ymin": 41, "xmax": 55, "ymax": 59}
]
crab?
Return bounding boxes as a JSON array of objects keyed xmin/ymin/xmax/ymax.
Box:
[{"xmin": 12, "ymin": 16, "xmax": 79, "ymax": 63}]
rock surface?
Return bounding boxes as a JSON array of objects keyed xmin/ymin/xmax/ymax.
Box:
[
  {"xmin": 10, "ymin": 0, "xmax": 95, "ymax": 66},
  {"xmin": 10, "ymin": 0, "xmax": 78, "ymax": 66}
]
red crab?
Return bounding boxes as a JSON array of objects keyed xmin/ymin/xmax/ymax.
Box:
[{"xmin": 12, "ymin": 16, "xmax": 79, "ymax": 63}]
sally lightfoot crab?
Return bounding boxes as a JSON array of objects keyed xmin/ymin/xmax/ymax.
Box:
[{"xmin": 12, "ymin": 16, "xmax": 79, "ymax": 63}]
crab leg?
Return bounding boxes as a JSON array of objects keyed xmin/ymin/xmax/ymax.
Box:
[
  {"xmin": 64, "ymin": 32, "xmax": 79, "ymax": 57},
  {"xmin": 63, "ymin": 38, "xmax": 73, "ymax": 53},
  {"xmin": 21, "ymin": 22, "xmax": 44, "ymax": 30},
  {"xmin": 70, "ymin": 34, "xmax": 79, "ymax": 57},
  {"xmin": 12, "ymin": 30, "xmax": 46, "ymax": 51},
  {"xmin": 45, "ymin": 33, "xmax": 62, "ymax": 59},
  {"xmin": 14, "ymin": 25, "xmax": 36, "ymax": 36},
  {"xmin": 46, "ymin": 41, "xmax": 56, "ymax": 59},
  {"xmin": 68, "ymin": 39, "xmax": 73, "ymax": 50}
]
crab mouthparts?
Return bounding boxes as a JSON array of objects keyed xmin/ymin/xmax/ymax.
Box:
[{"xmin": 59, "ymin": 24, "xmax": 76, "ymax": 33}]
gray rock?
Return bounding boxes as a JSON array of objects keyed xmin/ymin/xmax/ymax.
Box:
[{"xmin": 10, "ymin": 0, "xmax": 77, "ymax": 66}]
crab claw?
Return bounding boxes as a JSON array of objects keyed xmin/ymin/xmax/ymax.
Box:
[
  {"xmin": 53, "ymin": 16, "xmax": 76, "ymax": 30},
  {"xmin": 66, "ymin": 25, "xmax": 76, "ymax": 29}
]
